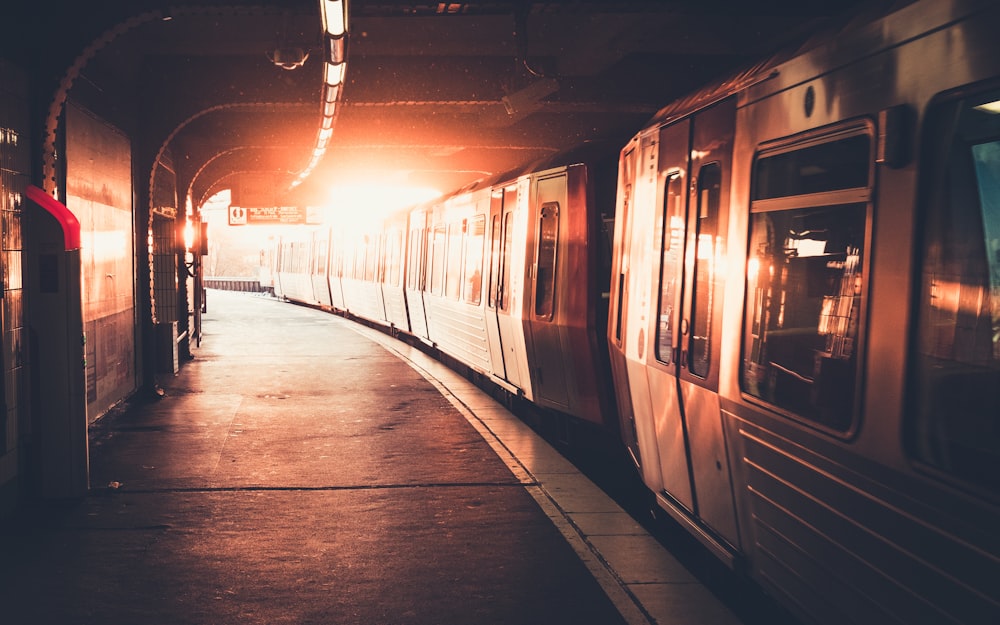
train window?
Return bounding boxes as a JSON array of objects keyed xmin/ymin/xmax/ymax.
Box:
[
  {"xmin": 535, "ymin": 202, "xmax": 559, "ymax": 319},
  {"xmin": 656, "ymin": 173, "xmax": 685, "ymax": 364},
  {"xmin": 332, "ymin": 244, "xmax": 343, "ymax": 278},
  {"xmin": 488, "ymin": 213, "xmax": 501, "ymax": 308},
  {"xmin": 386, "ymin": 229, "xmax": 402, "ymax": 286},
  {"xmin": 354, "ymin": 245, "xmax": 364, "ymax": 280},
  {"xmin": 313, "ymin": 238, "xmax": 328, "ymax": 275},
  {"xmin": 909, "ymin": 89, "xmax": 1000, "ymax": 493},
  {"xmin": 429, "ymin": 225, "xmax": 445, "ymax": 295},
  {"xmin": 743, "ymin": 129, "xmax": 871, "ymax": 431},
  {"xmin": 754, "ymin": 134, "xmax": 870, "ymax": 199},
  {"xmin": 464, "ymin": 215, "xmax": 485, "ymax": 305},
  {"xmin": 363, "ymin": 235, "xmax": 376, "ymax": 281},
  {"xmin": 689, "ymin": 163, "xmax": 722, "ymax": 377},
  {"xmin": 406, "ymin": 228, "xmax": 420, "ymax": 290},
  {"xmin": 446, "ymin": 222, "xmax": 464, "ymax": 300},
  {"xmin": 500, "ymin": 211, "xmax": 514, "ymax": 310}
]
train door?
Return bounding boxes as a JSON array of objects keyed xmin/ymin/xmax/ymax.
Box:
[
  {"xmin": 527, "ymin": 173, "xmax": 570, "ymax": 408},
  {"xmin": 612, "ymin": 134, "xmax": 672, "ymax": 493},
  {"xmin": 485, "ymin": 188, "xmax": 508, "ymax": 380},
  {"xmin": 608, "ymin": 146, "xmax": 643, "ymax": 467},
  {"xmin": 648, "ymin": 99, "xmax": 739, "ymax": 551},
  {"xmin": 372, "ymin": 231, "xmax": 388, "ymax": 321},
  {"xmin": 492, "ymin": 184, "xmax": 525, "ymax": 390},
  {"xmin": 405, "ymin": 210, "xmax": 430, "ymax": 339}
]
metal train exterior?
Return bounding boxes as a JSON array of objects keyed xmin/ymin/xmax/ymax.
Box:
[{"xmin": 269, "ymin": 1, "xmax": 999, "ymax": 623}]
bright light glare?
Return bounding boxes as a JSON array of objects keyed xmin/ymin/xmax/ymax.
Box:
[
  {"xmin": 321, "ymin": 183, "xmax": 442, "ymax": 233},
  {"xmin": 974, "ymin": 99, "xmax": 1000, "ymax": 114},
  {"xmin": 325, "ymin": 62, "xmax": 346, "ymax": 86},
  {"xmin": 322, "ymin": 0, "xmax": 346, "ymax": 37},
  {"xmin": 183, "ymin": 219, "xmax": 195, "ymax": 251}
]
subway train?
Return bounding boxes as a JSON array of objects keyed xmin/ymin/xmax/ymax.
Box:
[{"xmin": 264, "ymin": 1, "xmax": 999, "ymax": 623}]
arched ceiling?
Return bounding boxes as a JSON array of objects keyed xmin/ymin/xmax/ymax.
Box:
[{"xmin": 1, "ymin": 0, "xmax": 878, "ymax": 210}]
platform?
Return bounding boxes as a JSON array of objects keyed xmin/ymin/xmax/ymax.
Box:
[{"xmin": 0, "ymin": 289, "xmax": 743, "ymax": 625}]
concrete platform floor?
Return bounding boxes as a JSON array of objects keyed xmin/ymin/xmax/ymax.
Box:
[{"xmin": 0, "ymin": 290, "xmax": 744, "ymax": 625}]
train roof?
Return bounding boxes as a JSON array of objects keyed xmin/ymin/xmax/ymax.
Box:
[
  {"xmin": 415, "ymin": 138, "xmax": 622, "ymax": 211},
  {"xmin": 641, "ymin": 0, "xmax": 916, "ymax": 130}
]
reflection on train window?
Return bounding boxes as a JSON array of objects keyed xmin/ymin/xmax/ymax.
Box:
[
  {"xmin": 535, "ymin": 202, "xmax": 559, "ymax": 319},
  {"xmin": 910, "ymin": 90, "xmax": 1000, "ymax": 493},
  {"xmin": 406, "ymin": 228, "xmax": 422, "ymax": 290},
  {"xmin": 500, "ymin": 211, "xmax": 514, "ymax": 310},
  {"xmin": 429, "ymin": 225, "xmax": 445, "ymax": 295},
  {"xmin": 743, "ymin": 130, "xmax": 871, "ymax": 431},
  {"xmin": 464, "ymin": 215, "xmax": 485, "ymax": 305},
  {"xmin": 488, "ymin": 214, "xmax": 500, "ymax": 308},
  {"xmin": 385, "ymin": 229, "xmax": 402, "ymax": 286},
  {"xmin": 364, "ymin": 235, "xmax": 377, "ymax": 282},
  {"xmin": 689, "ymin": 163, "xmax": 722, "ymax": 378},
  {"xmin": 313, "ymin": 239, "xmax": 328, "ymax": 276},
  {"xmin": 446, "ymin": 222, "xmax": 463, "ymax": 300},
  {"xmin": 656, "ymin": 172, "xmax": 685, "ymax": 365},
  {"xmin": 754, "ymin": 134, "xmax": 870, "ymax": 199},
  {"xmin": 332, "ymin": 245, "xmax": 343, "ymax": 278}
]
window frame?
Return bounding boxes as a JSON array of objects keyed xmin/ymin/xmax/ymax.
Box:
[
  {"xmin": 906, "ymin": 84, "xmax": 1000, "ymax": 496},
  {"xmin": 534, "ymin": 201, "xmax": 559, "ymax": 320},
  {"xmin": 740, "ymin": 122, "xmax": 875, "ymax": 436}
]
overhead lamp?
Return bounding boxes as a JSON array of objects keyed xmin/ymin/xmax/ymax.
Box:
[
  {"xmin": 325, "ymin": 61, "xmax": 346, "ymax": 86},
  {"xmin": 328, "ymin": 37, "xmax": 346, "ymax": 65},
  {"xmin": 321, "ymin": 0, "xmax": 347, "ymax": 37},
  {"xmin": 974, "ymin": 99, "xmax": 1000, "ymax": 114}
]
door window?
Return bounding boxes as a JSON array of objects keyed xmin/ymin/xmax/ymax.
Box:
[
  {"xmin": 909, "ymin": 88, "xmax": 1000, "ymax": 492},
  {"xmin": 656, "ymin": 173, "xmax": 685, "ymax": 364},
  {"xmin": 535, "ymin": 202, "xmax": 559, "ymax": 319},
  {"xmin": 689, "ymin": 163, "xmax": 722, "ymax": 377}
]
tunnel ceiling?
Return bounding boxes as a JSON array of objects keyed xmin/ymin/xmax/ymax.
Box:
[{"xmin": 3, "ymin": 0, "xmax": 879, "ymax": 209}]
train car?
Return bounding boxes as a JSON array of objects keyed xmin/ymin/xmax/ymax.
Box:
[
  {"xmin": 338, "ymin": 226, "xmax": 389, "ymax": 323},
  {"xmin": 403, "ymin": 205, "xmax": 431, "ymax": 341},
  {"xmin": 417, "ymin": 179, "xmax": 495, "ymax": 373},
  {"xmin": 308, "ymin": 228, "xmax": 333, "ymax": 309},
  {"xmin": 271, "ymin": 229, "xmax": 331, "ymax": 307},
  {"xmin": 607, "ymin": 1, "xmax": 999, "ymax": 624},
  {"xmin": 273, "ymin": 236, "xmax": 314, "ymax": 303},
  {"xmin": 380, "ymin": 209, "xmax": 410, "ymax": 332},
  {"xmin": 403, "ymin": 143, "xmax": 618, "ymax": 427},
  {"xmin": 276, "ymin": 142, "xmax": 619, "ymax": 429}
]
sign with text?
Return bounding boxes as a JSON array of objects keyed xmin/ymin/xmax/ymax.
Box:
[{"xmin": 229, "ymin": 205, "xmax": 311, "ymax": 225}]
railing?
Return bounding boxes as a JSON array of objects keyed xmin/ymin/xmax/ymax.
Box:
[{"xmin": 203, "ymin": 277, "xmax": 268, "ymax": 293}]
